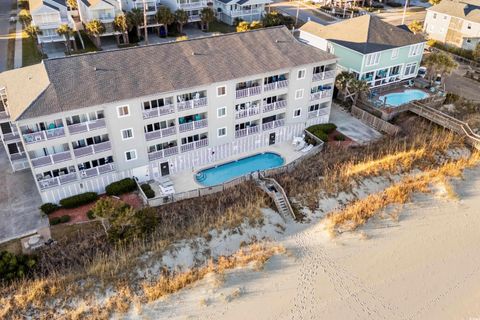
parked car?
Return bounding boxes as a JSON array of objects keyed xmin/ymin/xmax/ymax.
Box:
[
  {"xmin": 434, "ymin": 74, "xmax": 442, "ymax": 85},
  {"xmin": 418, "ymin": 66, "xmax": 427, "ymax": 78}
]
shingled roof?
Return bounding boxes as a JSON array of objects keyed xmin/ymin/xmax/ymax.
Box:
[
  {"xmin": 427, "ymin": 0, "xmax": 480, "ymax": 23},
  {"xmin": 0, "ymin": 27, "xmax": 336, "ymax": 121},
  {"xmin": 300, "ymin": 15, "xmax": 425, "ymax": 54}
]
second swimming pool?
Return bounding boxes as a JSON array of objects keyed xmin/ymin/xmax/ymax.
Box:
[
  {"xmin": 378, "ymin": 89, "xmax": 429, "ymax": 107},
  {"xmin": 195, "ymin": 152, "xmax": 285, "ymax": 186}
]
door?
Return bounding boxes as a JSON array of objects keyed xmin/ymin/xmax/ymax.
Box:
[
  {"xmin": 160, "ymin": 161, "xmax": 170, "ymax": 176},
  {"xmin": 269, "ymin": 132, "xmax": 276, "ymax": 145}
]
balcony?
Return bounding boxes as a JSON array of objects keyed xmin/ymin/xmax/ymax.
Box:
[
  {"xmin": 179, "ymin": 119, "xmax": 208, "ymax": 133},
  {"xmin": 179, "ymin": 0, "xmax": 207, "ymax": 9},
  {"xmin": 2, "ymin": 130, "xmax": 20, "ymax": 142},
  {"xmin": 235, "ymin": 125, "xmax": 260, "ymax": 138},
  {"xmin": 145, "ymin": 126, "xmax": 177, "ymax": 141},
  {"xmin": 262, "ymin": 100, "xmax": 287, "ymax": 113},
  {"xmin": 0, "ymin": 110, "xmax": 8, "ymax": 120},
  {"xmin": 308, "ymin": 108, "xmax": 330, "ymax": 119},
  {"xmin": 68, "ymin": 118, "xmax": 106, "ymax": 135},
  {"xmin": 73, "ymin": 141, "xmax": 112, "ymax": 158},
  {"xmin": 9, "ymin": 152, "xmax": 27, "ymax": 161},
  {"xmin": 312, "ymin": 70, "xmax": 336, "ymax": 82},
  {"xmin": 180, "ymin": 138, "xmax": 208, "ymax": 153},
  {"xmin": 235, "ymin": 106, "xmax": 261, "ymax": 120},
  {"xmin": 148, "ymin": 146, "xmax": 179, "ymax": 161},
  {"xmin": 143, "ymin": 104, "xmax": 175, "ymax": 119},
  {"xmin": 231, "ymin": 8, "xmax": 262, "ymax": 17},
  {"xmin": 264, "ymin": 80, "xmax": 289, "ymax": 92},
  {"xmin": 235, "ymin": 86, "xmax": 262, "ymax": 99},
  {"xmin": 23, "ymin": 127, "xmax": 65, "ymax": 144},
  {"xmin": 80, "ymin": 163, "xmax": 115, "ymax": 179},
  {"xmin": 177, "ymin": 97, "xmax": 208, "ymax": 112},
  {"xmin": 310, "ymin": 90, "xmax": 333, "ymax": 101},
  {"xmin": 262, "ymin": 119, "xmax": 285, "ymax": 131},
  {"xmin": 31, "ymin": 150, "xmax": 72, "ymax": 168},
  {"xmin": 38, "ymin": 172, "xmax": 78, "ymax": 190}
]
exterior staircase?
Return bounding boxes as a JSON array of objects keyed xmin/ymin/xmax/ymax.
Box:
[{"xmin": 257, "ymin": 173, "xmax": 295, "ymax": 219}]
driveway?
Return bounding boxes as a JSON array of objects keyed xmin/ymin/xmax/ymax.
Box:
[
  {"xmin": 0, "ymin": 146, "xmax": 47, "ymax": 243},
  {"xmin": 444, "ymin": 64, "xmax": 480, "ymax": 102},
  {"xmin": 0, "ymin": 0, "xmax": 14, "ymax": 72},
  {"xmin": 329, "ymin": 104, "xmax": 382, "ymax": 144}
]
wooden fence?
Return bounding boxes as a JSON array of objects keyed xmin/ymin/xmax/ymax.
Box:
[{"xmin": 351, "ymin": 106, "xmax": 401, "ymax": 135}]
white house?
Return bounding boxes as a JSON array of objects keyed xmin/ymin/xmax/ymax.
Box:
[
  {"xmin": 29, "ymin": 0, "xmax": 74, "ymax": 43},
  {"xmin": 161, "ymin": 0, "xmax": 211, "ymax": 23},
  {"xmin": 423, "ymin": 0, "xmax": 480, "ymax": 50},
  {"xmin": 213, "ymin": 0, "xmax": 271, "ymax": 25},
  {"xmin": 77, "ymin": 0, "xmax": 122, "ymax": 36}
]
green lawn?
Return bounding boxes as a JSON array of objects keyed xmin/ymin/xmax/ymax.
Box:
[
  {"xmin": 207, "ymin": 21, "xmax": 236, "ymax": 34},
  {"xmin": 22, "ymin": 33, "xmax": 43, "ymax": 67}
]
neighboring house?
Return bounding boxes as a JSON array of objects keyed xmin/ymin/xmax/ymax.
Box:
[
  {"xmin": 0, "ymin": 27, "xmax": 337, "ymax": 203},
  {"xmin": 29, "ymin": 0, "xmax": 73, "ymax": 44},
  {"xmin": 77, "ymin": 0, "xmax": 122, "ymax": 36},
  {"xmin": 299, "ymin": 15, "xmax": 426, "ymax": 87},
  {"xmin": 161, "ymin": 0, "xmax": 211, "ymax": 22},
  {"xmin": 121, "ymin": 0, "xmax": 162, "ymax": 29},
  {"xmin": 423, "ymin": 0, "xmax": 480, "ymax": 50},
  {"xmin": 213, "ymin": 0, "xmax": 271, "ymax": 25}
]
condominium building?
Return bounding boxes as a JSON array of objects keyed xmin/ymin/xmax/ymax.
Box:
[
  {"xmin": 0, "ymin": 27, "xmax": 337, "ymax": 203},
  {"xmin": 423, "ymin": 0, "xmax": 480, "ymax": 50}
]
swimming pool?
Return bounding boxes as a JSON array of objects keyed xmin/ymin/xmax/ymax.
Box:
[
  {"xmin": 378, "ymin": 89, "xmax": 429, "ymax": 107},
  {"xmin": 195, "ymin": 152, "xmax": 285, "ymax": 186}
]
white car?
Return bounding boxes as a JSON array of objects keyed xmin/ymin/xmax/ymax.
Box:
[
  {"xmin": 418, "ymin": 66, "xmax": 427, "ymax": 78},
  {"xmin": 9, "ymin": 17, "xmax": 16, "ymax": 23}
]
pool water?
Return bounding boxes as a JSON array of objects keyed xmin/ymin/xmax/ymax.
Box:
[
  {"xmin": 196, "ymin": 152, "xmax": 285, "ymax": 186},
  {"xmin": 378, "ymin": 89, "xmax": 429, "ymax": 107}
]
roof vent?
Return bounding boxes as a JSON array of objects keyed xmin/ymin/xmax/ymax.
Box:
[
  {"xmin": 93, "ymin": 67, "xmax": 97, "ymax": 71},
  {"xmin": 192, "ymin": 51, "xmax": 196, "ymax": 56}
]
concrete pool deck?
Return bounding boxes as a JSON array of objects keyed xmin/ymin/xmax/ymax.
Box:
[{"xmin": 330, "ymin": 105, "xmax": 383, "ymax": 144}]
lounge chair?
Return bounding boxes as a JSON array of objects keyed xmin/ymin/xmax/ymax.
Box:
[
  {"xmin": 301, "ymin": 144, "xmax": 313, "ymax": 153},
  {"xmin": 159, "ymin": 184, "xmax": 175, "ymax": 195},
  {"xmin": 292, "ymin": 136, "xmax": 304, "ymax": 145},
  {"xmin": 295, "ymin": 140, "xmax": 306, "ymax": 151}
]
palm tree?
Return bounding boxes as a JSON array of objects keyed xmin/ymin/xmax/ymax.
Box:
[
  {"xmin": 408, "ymin": 20, "xmax": 423, "ymax": 34},
  {"xmin": 335, "ymin": 71, "xmax": 355, "ymax": 101},
  {"xmin": 25, "ymin": 25, "xmax": 44, "ymax": 55},
  {"xmin": 175, "ymin": 9, "xmax": 189, "ymax": 34},
  {"xmin": 349, "ymin": 79, "xmax": 370, "ymax": 106},
  {"xmin": 156, "ymin": 7, "xmax": 175, "ymax": 36},
  {"xmin": 18, "ymin": 9, "xmax": 32, "ymax": 27},
  {"xmin": 84, "ymin": 19, "xmax": 105, "ymax": 49},
  {"xmin": 127, "ymin": 8, "xmax": 144, "ymax": 39},
  {"xmin": 423, "ymin": 52, "xmax": 457, "ymax": 86},
  {"xmin": 200, "ymin": 7, "xmax": 215, "ymax": 31},
  {"xmin": 56, "ymin": 24, "xmax": 76, "ymax": 54},
  {"xmin": 66, "ymin": 0, "xmax": 78, "ymax": 10},
  {"xmin": 113, "ymin": 14, "xmax": 129, "ymax": 45}
]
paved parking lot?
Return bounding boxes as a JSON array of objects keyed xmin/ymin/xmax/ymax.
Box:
[
  {"xmin": 330, "ymin": 104, "xmax": 383, "ymax": 144},
  {"xmin": 0, "ymin": 146, "xmax": 47, "ymax": 243}
]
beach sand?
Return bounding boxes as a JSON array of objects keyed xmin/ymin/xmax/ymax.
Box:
[{"xmin": 134, "ymin": 167, "xmax": 480, "ymax": 320}]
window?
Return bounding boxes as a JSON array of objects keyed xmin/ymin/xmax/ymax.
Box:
[
  {"xmin": 297, "ymin": 69, "xmax": 306, "ymax": 79},
  {"xmin": 293, "ymin": 109, "xmax": 301, "ymax": 118},
  {"xmin": 217, "ymin": 127, "xmax": 227, "ymax": 137},
  {"xmin": 117, "ymin": 105, "xmax": 129, "ymax": 117},
  {"xmin": 217, "ymin": 86, "xmax": 226, "ymax": 97},
  {"xmin": 125, "ymin": 150, "xmax": 137, "ymax": 161},
  {"xmin": 295, "ymin": 89, "xmax": 304, "ymax": 100},
  {"xmin": 467, "ymin": 39, "xmax": 472, "ymax": 44},
  {"xmin": 217, "ymin": 106, "xmax": 226, "ymax": 118},
  {"xmin": 391, "ymin": 48, "xmax": 399, "ymax": 59},
  {"xmin": 467, "ymin": 23, "xmax": 472, "ymax": 30},
  {"xmin": 327, "ymin": 43, "xmax": 334, "ymax": 54},
  {"xmin": 433, "ymin": 13, "xmax": 437, "ymax": 19},
  {"xmin": 121, "ymin": 128, "xmax": 133, "ymax": 140},
  {"xmin": 404, "ymin": 62, "xmax": 417, "ymax": 76},
  {"xmin": 408, "ymin": 43, "xmax": 423, "ymax": 57},
  {"xmin": 365, "ymin": 52, "xmax": 381, "ymax": 66}
]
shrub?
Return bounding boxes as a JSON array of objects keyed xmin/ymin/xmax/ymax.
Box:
[
  {"xmin": 50, "ymin": 215, "xmax": 71, "ymax": 225},
  {"xmin": 87, "ymin": 210, "xmax": 95, "ymax": 220},
  {"xmin": 334, "ymin": 134, "xmax": 346, "ymax": 141},
  {"xmin": 141, "ymin": 183, "xmax": 155, "ymax": 199},
  {"xmin": 59, "ymin": 192, "xmax": 98, "ymax": 209},
  {"xmin": 317, "ymin": 123, "xmax": 337, "ymax": 134},
  {"xmin": 429, "ymin": 40, "xmax": 475, "ymax": 60},
  {"xmin": 60, "ymin": 215, "xmax": 71, "ymax": 223},
  {"xmin": 50, "ymin": 217, "xmax": 61, "ymax": 225},
  {"xmin": 444, "ymin": 92, "xmax": 460, "ymax": 105},
  {"xmin": 105, "ymin": 178, "xmax": 137, "ymax": 196},
  {"xmin": 0, "ymin": 251, "xmax": 36, "ymax": 281},
  {"xmin": 307, "ymin": 123, "xmax": 337, "ymax": 142},
  {"xmin": 40, "ymin": 203, "xmax": 60, "ymax": 215}
]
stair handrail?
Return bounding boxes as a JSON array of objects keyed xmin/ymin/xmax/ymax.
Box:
[{"xmin": 259, "ymin": 173, "xmax": 295, "ymax": 219}]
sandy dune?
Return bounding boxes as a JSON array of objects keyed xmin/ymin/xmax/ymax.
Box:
[{"xmin": 135, "ymin": 167, "xmax": 480, "ymax": 320}]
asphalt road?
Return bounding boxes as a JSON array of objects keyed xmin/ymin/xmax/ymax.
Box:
[
  {"xmin": 270, "ymin": 2, "xmax": 335, "ymax": 25},
  {"xmin": 0, "ymin": 0, "xmax": 14, "ymax": 72},
  {"xmin": 375, "ymin": 9, "xmax": 427, "ymax": 26}
]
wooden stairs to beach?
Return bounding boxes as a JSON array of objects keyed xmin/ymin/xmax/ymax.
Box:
[
  {"xmin": 410, "ymin": 102, "xmax": 480, "ymax": 150},
  {"xmin": 257, "ymin": 174, "xmax": 295, "ymax": 219}
]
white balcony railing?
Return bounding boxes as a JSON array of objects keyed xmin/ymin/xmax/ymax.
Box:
[
  {"xmin": 23, "ymin": 127, "xmax": 65, "ymax": 144},
  {"xmin": 180, "ymin": 138, "xmax": 208, "ymax": 153},
  {"xmin": 68, "ymin": 118, "xmax": 106, "ymax": 135},
  {"xmin": 312, "ymin": 70, "xmax": 336, "ymax": 82},
  {"xmin": 142, "ymin": 104, "xmax": 175, "ymax": 119},
  {"xmin": 230, "ymin": 8, "xmax": 262, "ymax": 17},
  {"xmin": 73, "ymin": 141, "xmax": 111, "ymax": 158},
  {"xmin": 262, "ymin": 100, "xmax": 287, "ymax": 113},
  {"xmin": 263, "ymin": 80, "xmax": 289, "ymax": 92},
  {"xmin": 177, "ymin": 97, "xmax": 208, "ymax": 112},
  {"xmin": 179, "ymin": 0, "xmax": 207, "ymax": 9},
  {"xmin": 38, "ymin": 172, "xmax": 78, "ymax": 190},
  {"xmin": 178, "ymin": 119, "xmax": 208, "ymax": 133},
  {"xmin": 0, "ymin": 110, "xmax": 9, "ymax": 120},
  {"xmin": 235, "ymin": 106, "xmax": 260, "ymax": 119},
  {"xmin": 145, "ymin": 126, "xmax": 177, "ymax": 141},
  {"xmin": 235, "ymin": 86, "xmax": 262, "ymax": 99},
  {"xmin": 235, "ymin": 125, "xmax": 260, "ymax": 138},
  {"xmin": 310, "ymin": 90, "xmax": 333, "ymax": 101},
  {"xmin": 262, "ymin": 119, "xmax": 285, "ymax": 131},
  {"xmin": 80, "ymin": 163, "xmax": 115, "ymax": 179},
  {"xmin": 308, "ymin": 108, "xmax": 330, "ymax": 119},
  {"xmin": 31, "ymin": 150, "xmax": 71, "ymax": 168},
  {"xmin": 148, "ymin": 146, "xmax": 179, "ymax": 161}
]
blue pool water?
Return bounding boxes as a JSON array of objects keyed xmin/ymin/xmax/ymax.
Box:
[
  {"xmin": 379, "ymin": 89, "xmax": 429, "ymax": 107},
  {"xmin": 196, "ymin": 152, "xmax": 285, "ymax": 186}
]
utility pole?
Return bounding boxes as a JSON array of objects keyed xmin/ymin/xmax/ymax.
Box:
[
  {"xmin": 143, "ymin": 0, "xmax": 148, "ymax": 45},
  {"xmin": 401, "ymin": 0, "xmax": 409, "ymax": 25},
  {"xmin": 295, "ymin": 1, "xmax": 300, "ymax": 27}
]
